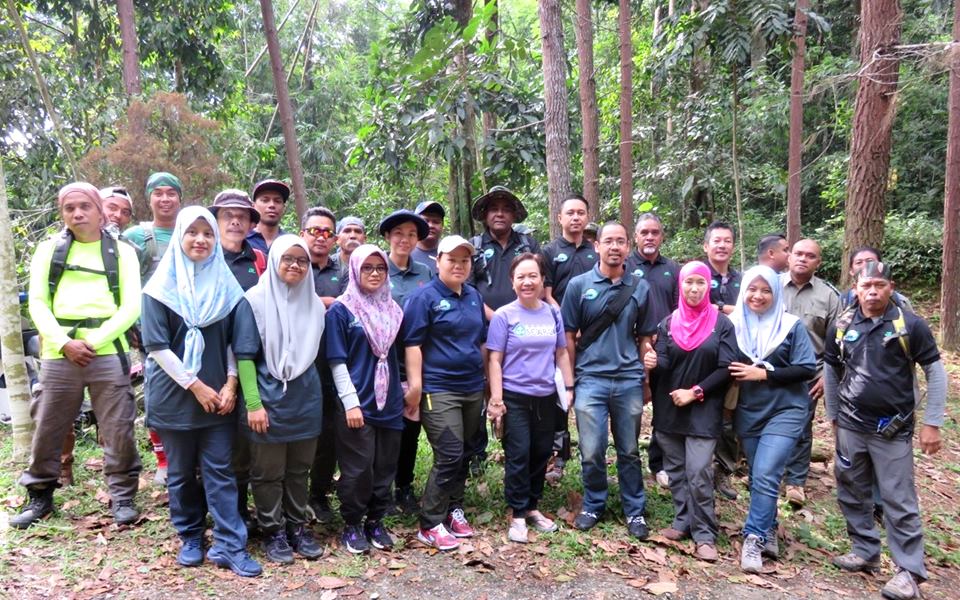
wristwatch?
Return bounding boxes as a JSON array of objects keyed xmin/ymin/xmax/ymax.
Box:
[
  {"xmin": 716, "ymin": 302, "xmax": 725, "ymax": 311},
  {"xmin": 692, "ymin": 385, "xmax": 705, "ymax": 401}
]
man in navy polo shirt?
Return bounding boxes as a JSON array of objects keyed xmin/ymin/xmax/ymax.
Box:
[
  {"xmin": 247, "ymin": 179, "xmax": 290, "ymax": 254},
  {"xmin": 561, "ymin": 222, "xmax": 658, "ymax": 540},
  {"xmin": 411, "ymin": 201, "xmax": 445, "ymax": 276}
]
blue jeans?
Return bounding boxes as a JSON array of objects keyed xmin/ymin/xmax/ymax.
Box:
[
  {"xmin": 574, "ymin": 375, "xmax": 646, "ymax": 517},
  {"xmin": 156, "ymin": 424, "xmax": 247, "ymax": 554},
  {"xmin": 741, "ymin": 431, "xmax": 798, "ymax": 540}
]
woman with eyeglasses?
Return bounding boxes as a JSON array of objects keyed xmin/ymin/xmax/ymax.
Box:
[
  {"xmin": 233, "ymin": 235, "xmax": 326, "ymax": 565},
  {"xmin": 325, "ymin": 244, "xmax": 406, "ymax": 553}
]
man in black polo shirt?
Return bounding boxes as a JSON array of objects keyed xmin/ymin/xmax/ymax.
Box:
[
  {"xmin": 540, "ymin": 194, "xmax": 597, "ymax": 483},
  {"xmin": 301, "ymin": 207, "xmax": 344, "ymax": 306},
  {"xmin": 210, "ymin": 189, "xmax": 264, "ymax": 291},
  {"xmin": 824, "ymin": 261, "xmax": 945, "ymax": 600}
]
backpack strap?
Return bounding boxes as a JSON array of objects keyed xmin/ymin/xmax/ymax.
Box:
[
  {"xmin": 140, "ymin": 221, "xmax": 159, "ymax": 259},
  {"xmin": 253, "ymin": 248, "xmax": 267, "ymax": 276},
  {"xmin": 48, "ymin": 229, "xmax": 74, "ymax": 301}
]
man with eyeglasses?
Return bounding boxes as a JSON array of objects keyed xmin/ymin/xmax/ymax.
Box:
[
  {"xmin": 561, "ymin": 222, "xmax": 658, "ymax": 540},
  {"xmin": 301, "ymin": 207, "xmax": 345, "ymax": 307}
]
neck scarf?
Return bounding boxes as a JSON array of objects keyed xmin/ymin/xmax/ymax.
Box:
[
  {"xmin": 730, "ymin": 265, "xmax": 799, "ymax": 367},
  {"xmin": 670, "ymin": 261, "xmax": 719, "ymax": 351},
  {"xmin": 143, "ymin": 206, "xmax": 245, "ymax": 377},
  {"xmin": 337, "ymin": 244, "xmax": 403, "ymax": 411},
  {"xmin": 244, "ymin": 235, "xmax": 325, "ymax": 391}
]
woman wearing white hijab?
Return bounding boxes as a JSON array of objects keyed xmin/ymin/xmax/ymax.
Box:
[
  {"xmin": 728, "ymin": 265, "xmax": 816, "ymax": 574},
  {"xmin": 142, "ymin": 206, "xmax": 261, "ymax": 578},
  {"xmin": 233, "ymin": 234, "xmax": 325, "ymax": 565}
]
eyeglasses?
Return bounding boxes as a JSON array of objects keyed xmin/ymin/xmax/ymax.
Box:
[
  {"xmin": 360, "ymin": 264, "xmax": 388, "ymax": 275},
  {"xmin": 280, "ymin": 255, "xmax": 310, "ymax": 268},
  {"xmin": 303, "ymin": 226, "xmax": 335, "ymax": 239}
]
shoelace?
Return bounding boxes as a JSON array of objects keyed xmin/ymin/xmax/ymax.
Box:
[
  {"xmin": 580, "ymin": 511, "xmax": 598, "ymax": 520},
  {"xmin": 627, "ymin": 515, "xmax": 646, "ymax": 524},
  {"xmin": 449, "ymin": 508, "xmax": 468, "ymax": 524},
  {"xmin": 744, "ymin": 537, "xmax": 762, "ymax": 559},
  {"xmin": 183, "ymin": 538, "xmax": 201, "ymax": 550}
]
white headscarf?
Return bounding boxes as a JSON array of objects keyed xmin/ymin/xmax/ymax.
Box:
[
  {"xmin": 143, "ymin": 206, "xmax": 245, "ymax": 377},
  {"xmin": 730, "ymin": 265, "xmax": 800, "ymax": 368},
  {"xmin": 243, "ymin": 234, "xmax": 325, "ymax": 390}
]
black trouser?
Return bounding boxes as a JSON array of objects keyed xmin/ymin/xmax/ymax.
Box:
[
  {"xmin": 550, "ymin": 405, "xmax": 572, "ymax": 462},
  {"xmin": 335, "ymin": 413, "xmax": 402, "ymax": 526},
  {"xmin": 464, "ymin": 407, "xmax": 489, "ymax": 463},
  {"xmin": 714, "ymin": 417, "xmax": 739, "ymax": 475},
  {"xmin": 395, "ymin": 417, "xmax": 421, "ymax": 490},
  {"xmin": 502, "ymin": 390, "xmax": 556, "ymax": 517},
  {"xmin": 309, "ymin": 388, "xmax": 338, "ymax": 500},
  {"xmin": 648, "ymin": 434, "xmax": 664, "ymax": 473}
]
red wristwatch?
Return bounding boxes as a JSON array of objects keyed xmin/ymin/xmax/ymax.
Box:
[{"xmin": 692, "ymin": 385, "xmax": 705, "ymax": 401}]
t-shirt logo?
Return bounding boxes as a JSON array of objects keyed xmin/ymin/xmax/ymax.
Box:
[
  {"xmin": 512, "ymin": 324, "xmax": 528, "ymax": 336},
  {"xmin": 583, "ymin": 288, "xmax": 599, "ymax": 301},
  {"xmin": 555, "ymin": 253, "xmax": 569, "ymax": 263},
  {"xmin": 635, "ymin": 269, "xmax": 645, "ymax": 278},
  {"xmin": 435, "ymin": 299, "xmax": 452, "ymax": 312},
  {"xmin": 331, "ymin": 276, "xmax": 339, "ymax": 282},
  {"xmin": 711, "ymin": 280, "xmax": 719, "ymax": 289},
  {"xmin": 248, "ymin": 267, "xmax": 256, "ymax": 274},
  {"xmin": 587, "ymin": 254, "xmax": 595, "ymax": 259},
  {"xmin": 663, "ymin": 271, "xmax": 672, "ymax": 277},
  {"xmin": 843, "ymin": 330, "xmax": 860, "ymax": 342},
  {"xmin": 484, "ymin": 248, "xmax": 495, "ymax": 260},
  {"xmin": 349, "ymin": 317, "xmax": 363, "ymax": 329}
]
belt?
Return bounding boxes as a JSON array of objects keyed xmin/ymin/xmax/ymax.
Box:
[{"xmin": 56, "ymin": 317, "xmax": 129, "ymax": 375}]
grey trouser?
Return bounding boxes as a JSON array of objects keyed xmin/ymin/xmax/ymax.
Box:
[
  {"xmin": 656, "ymin": 431, "xmax": 718, "ymax": 544},
  {"xmin": 835, "ymin": 427, "xmax": 927, "ymax": 580},
  {"xmin": 19, "ymin": 356, "xmax": 141, "ymax": 501},
  {"xmin": 419, "ymin": 390, "xmax": 484, "ymax": 529},
  {"xmin": 249, "ymin": 437, "xmax": 318, "ymax": 534},
  {"xmin": 335, "ymin": 413, "xmax": 402, "ymax": 526}
]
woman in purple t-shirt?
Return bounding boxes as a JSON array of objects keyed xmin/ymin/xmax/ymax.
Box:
[{"xmin": 487, "ymin": 253, "xmax": 575, "ymax": 543}]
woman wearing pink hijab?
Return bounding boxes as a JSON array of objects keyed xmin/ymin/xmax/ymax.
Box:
[{"xmin": 643, "ymin": 261, "xmax": 736, "ymax": 562}]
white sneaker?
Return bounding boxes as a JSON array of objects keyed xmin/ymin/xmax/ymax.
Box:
[
  {"xmin": 508, "ymin": 518, "xmax": 528, "ymax": 543},
  {"xmin": 740, "ymin": 534, "xmax": 764, "ymax": 573},
  {"xmin": 655, "ymin": 470, "xmax": 670, "ymax": 488}
]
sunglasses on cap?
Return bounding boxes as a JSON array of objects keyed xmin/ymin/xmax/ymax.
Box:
[{"xmin": 303, "ymin": 226, "xmax": 335, "ymax": 239}]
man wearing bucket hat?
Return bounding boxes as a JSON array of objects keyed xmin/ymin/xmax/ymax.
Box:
[
  {"xmin": 247, "ymin": 179, "xmax": 291, "ymax": 255},
  {"xmin": 210, "ymin": 189, "xmax": 266, "ymax": 291},
  {"xmin": 125, "ymin": 171, "xmax": 183, "ymax": 282}
]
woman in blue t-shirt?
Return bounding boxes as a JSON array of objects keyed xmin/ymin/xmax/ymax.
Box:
[
  {"xmin": 487, "ymin": 253, "xmax": 573, "ymax": 544},
  {"xmin": 728, "ymin": 265, "xmax": 816, "ymax": 574},
  {"xmin": 233, "ymin": 235, "xmax": 325, "ymax": 565},
  {"xmin": 142, "ymin": 206, "xmax": 261, "ymax": 578},
  {"xmin": 325, "ymin": 244, "xmax": 405, "ymax": 554}
]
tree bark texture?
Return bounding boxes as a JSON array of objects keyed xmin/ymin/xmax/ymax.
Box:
[
  {"xmin": 841, "ymin": 0, "xmax": 902, "ymax": 287},
  {"xmin": 786, "ymin": 0, "xmax": 809, "ymax": 245},
  {"xmin": 941, "ymin": 0, "xmax": 960, "ymax": 349},
  {"xmin": 539, "ymin": 0, "xmax": 573, "ymax": 239},
  {"xmin": 0, "ymin": 161, "xmax": 34, "ymax": 459},
  {"xmin": 618, "ymin": 0, "xmax": 634, "ymax": 232},
  {"xmin": 452, "ymin": 0, "xmax": 479, "ymax": 237},
  {"xmin": 259, "ymin": 0, "xmax": 308, "ymax": 221},
  {"xmin": 116, "ymin": 0, "xmax": 141, "ymax": 96},
  {"xmin": 574, "ymin": 0, "xmax": 600, "ymax": 223}
]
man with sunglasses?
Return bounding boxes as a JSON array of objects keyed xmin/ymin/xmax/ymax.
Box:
[{"xmin": 301, "ymin": 207, "xmax": 345, "ymax": 307}]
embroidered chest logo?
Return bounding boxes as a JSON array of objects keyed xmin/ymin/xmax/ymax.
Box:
[
  {"xmin": 583, "ymin": 288, "xmax": 599, "ymax": 301},
  {"xmin": 843, "ymin": 330, "xmax": 861, "ymax": 342},
  {"xmin": 434, "ymin": 299, "xmax": 452, "ymax": 312},
  {"xmin": 555, "ymin": 253, "xmax": 569, "ymax": 263},
  {"xmin": 483, "ymin": 248, "xmax": 495, "ymax": 260}
]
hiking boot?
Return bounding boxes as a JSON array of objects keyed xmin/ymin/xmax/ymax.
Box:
[
  {"xmin": 526, "ymin": 510, "xmax": 558, "ymax": 533},
  {"xmin": 309, "ymin": 495, "xmax": 334, "ymax": 525},
  {"xmin": 153, "ymin": 466, "xmax": 167, "ymax": 486},
  {"xmin": 10, "ymin": 487, "xmax": 54, "ymax": 530},
  {"xmin": 207, "ymin": 547, "xmax": 262, "ymax": 578},
  {"xmin": 287, "ymin": 524, "xmax": 323, "ymax": 559},
  {"xmin": 881, "ymin": 568, "xmax": 921, "ymax": 600},
  {"xmin": 696, "ymin": 542, "xmax": 719, "ymax": 562},
  {"xmin": 112, "ymin": 499, "xmax": 139, "ymax": 525},
  {"xmin": 394, "ymin": 486, "xmax": 420, "ymax": 514},
  {"xmin": 832, "ymin": 551, "xmax": 881, "ymax": 574},
  {"xmin": 545, "ymin": 457, "xmax": 565, "ymax": 486},
  {"xmin": 364, "ymin": 520, "xmax": 395, "ymax": 550},
  {"xmin": 627, "ymin": 515, "xmax": 649, "ymax": 540},
  {"xmin": 263, "ymin": 530, "xmax": 294, "ymax": 564},
  {"xmin": 341, "ymin": 524, "xmax": 371, "ymax": 554},
  {"xmin": 762, "ymin": 528, "xmax": 779, "ymax": 559},
  {"xmin": 508, "ymin": 518, "xmax": 528, "ymax": 543},
  {"xmin": 417, "ymin": 523, "xmax": 459, "ymax": 551},
  {"xmin": 573, "ymin": 511, "xmax": 601, "ymax": 531},
  {"xmin": 445, "ymin": 507, "xmax": 474, "ymax": 538},
  {"xmin": 740, "ymin": 534, "xmax": 764, "ymax": 573},
  {"xmin": 659, "ymin": 527, "xmax": 690, "ymax": 541},
  {"xmin": 655, "ymin": 470, "xmax": 670, "ymax": 489},
  {"xmin": 785, "ymin": 485, "xmax": 806, "ymax": 507},
  {"xmin": 177, "ymin": 536, "xmax": 204, "ymax": 567},
  {"xmin": 715, "ymin": 471, "xmax": 738, "ymax": 500}
]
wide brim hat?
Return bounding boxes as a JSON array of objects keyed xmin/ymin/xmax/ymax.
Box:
[
  {"xmin": 470, "ymin": 186, "xmax": 527, "ymax": 223},
  {"xmin": 209, "ymin": 189, "xmax": 261, "ymax": 224},
  {"xmin": 378, "ymin": 209, "xmax": 429, "ymax": 240}
]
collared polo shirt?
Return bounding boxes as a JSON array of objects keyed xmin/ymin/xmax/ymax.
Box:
[
  {"xmin": 781, "ymin": 273, "xmax": 841, "ymax": 363},
  {"xmin": 388, "ymin": 257, "xmax": 432, "ymax": 309},
  {"xmin": 624, "ymin": 251, "xmax": 680, "ymax": 323},
  {"xmin": 402, "ymin": 278, "xmax": 486, "ymax": 394},
  {"xmin": 471, "ymin": 230, "xmax": 541, "ymax": 311},
  {"xmin": 312, "ymin": 257, "xmax": 345, "ymax": 298},
  {"xmin": 246, "ymin": 226, "xmax": 285, "ymax": 255},
  {"xmin": 223, "ymin": 240, "xmax": 262, "ymax": 291},
  {"xmin": 560, "ymin": 265, "xmax": 658, "ymax": 379},
  {"xmin": 411, "ymin": 246, "xmax": 438, "ymax": 275},
  {"xmin": 707, "ymin": 261, "xmax": 741, "ymax": 307},
  {"xmin": 542, "ymin": 236, "xmax": 597, "ymax": 305},
  {"xmin": 824, "ymin": 302, "xmax": 940, "ymax": 437}
]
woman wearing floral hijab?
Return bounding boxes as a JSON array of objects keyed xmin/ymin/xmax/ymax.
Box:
[
  {"xmin": 233, "ymin": 234, "xmax": 325, "ymax": 565},
  {"xmin": 728, "ymin": 265, "xmax": 816, "ymax": 574},
  {"xmin": 325, "ymin": 244, "xmax": 405, "ymax": 554},
  {"xmin": 142, "ymin": 206, "xmax": 260, "ymax": 578},
  {"xmin": 643, "ymin": 261, "xmax": 736, "ymax": 562}
]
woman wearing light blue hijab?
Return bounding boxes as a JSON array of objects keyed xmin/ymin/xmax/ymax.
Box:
[
  {"xmin": 142, "ymin": 205, "xmax": 261, "ymax": 578},
  {"xmin": 727, "ymin": 265, "xmax": 816, "ymax": 574}
]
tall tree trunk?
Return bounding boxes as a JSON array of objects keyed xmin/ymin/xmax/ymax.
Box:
[
  {"xmin": 0, "ymin": 161, "xmax": 33, "ymax": 459},
  {"xmin": 452, "ymin": 0, "xmax": 479, "ymax": 237},
  {"xmin": 666, "ymin": 0, "xmax": 676, "ymax": 138},
  {"xmin": 731, "ymin": 69, "xmax": 746, "ymax": 270},
  {"xmin": 116, "ymin": 0, "xmax": 141, "ymax": 96},
  {"xmin": 259, "ymin": 0, "xmax": 308, "ymax": 221},
  {"xmin": 481, "ymin": 0, "xmax": 499, "ymax": 150},
  {"xmin": 618, "ymin": 0, "xmax": 634, "ymax": 232},
  {"xmin": 841, "ymin": 0, "xmax": 902, "ymax": 287},
  {"xmin": 539, "ymin": 0, "xmax": 573, "ymax": 239},
  {"xmin": 686, "ymin": 0, "xmax": 710, "ymax": 228},
  {"xmin": 574, "ymin": 0, "xmax": 600, "ymax": 223},
  {"xmin": 786, "ymin": 0, "xmax": 809, "ymax": 245},
  {"xmin": 941, "ymin": 0, "xmax": 960, "ymax": 350}
]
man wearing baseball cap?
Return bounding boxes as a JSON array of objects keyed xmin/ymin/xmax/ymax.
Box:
[
  {"xmin": 247, "ymin": 179, "xmax": 290, "ymax": 255},
  {"xmin": 411, "ymin": 201, "xmax": 445, "ymax": 276},
  {"xmin": 125, "ymin": 171, "xmax": 183, "ymax": 282}
]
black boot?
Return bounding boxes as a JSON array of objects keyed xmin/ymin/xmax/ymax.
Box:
[{"xmin": 11, "ymin": 487, "xmax": 54, "ymax": 530}]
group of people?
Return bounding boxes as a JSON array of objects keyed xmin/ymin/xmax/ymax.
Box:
[{"xmin": 9, "ymin": 177, "xmax": 945, "ymax": 600}]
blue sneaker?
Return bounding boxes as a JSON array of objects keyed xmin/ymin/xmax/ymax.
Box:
[
  {"xmin": 177, "ymin": 536, "xmax": 203, "ymax": 567},
  {"xmin": 206, "ymin": 547, "xmax": 263, "ymax": 578}
]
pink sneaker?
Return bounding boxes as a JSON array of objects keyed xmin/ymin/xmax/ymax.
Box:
[
  {"xmin": 417, "ymin": 523, "xmax": 460, "ymax": 551},
  {"xmin": 445, "ymin": 507, "xmax": 474, "ymax": 538}
]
